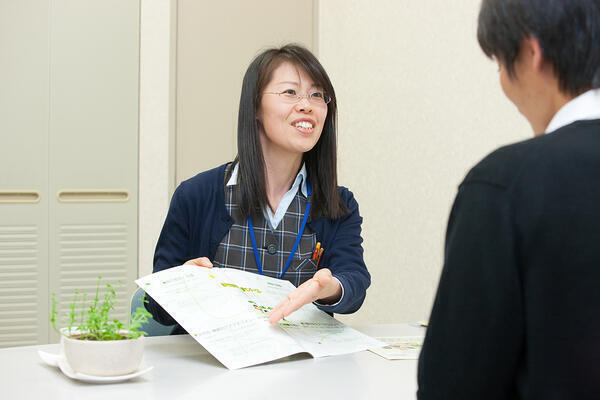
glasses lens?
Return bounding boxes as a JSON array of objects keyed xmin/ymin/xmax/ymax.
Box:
[
  {"xmin": 309, "ymin": 92, "xmax": 324, "ymax": 103},
  {"xmin": 280, "ymin": 90, "xmax": 298, "ymax": 103},
  {"xmin": 309, "ymin": 91, "xmax": 330, "ymax": 104}
]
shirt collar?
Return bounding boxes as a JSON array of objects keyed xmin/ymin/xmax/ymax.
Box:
[
  {"xmin": 545, "ymin": 88, "xmax": 600, "ymax": 134},
  {"xmin": 226, "ymin": 162, "xmax": 309, "ymax": 198}
]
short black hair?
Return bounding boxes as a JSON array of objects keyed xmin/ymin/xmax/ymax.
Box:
[
  {"xmin": 477, "ymin": 0, "xmax": 600, "ymax": 95},
  {"xmin": 236, "ymin": 44, "xmax": 347, "ymax": 220}
]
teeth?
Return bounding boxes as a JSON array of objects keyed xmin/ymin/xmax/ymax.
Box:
[{"xmin": 294, "ymin": 121, "xmax": 313, "ymax": 129}]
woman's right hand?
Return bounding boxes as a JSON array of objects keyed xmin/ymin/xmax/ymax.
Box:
[{"xmin": 183, "ymin": 257, "xmax": 213, "ymax": 268}]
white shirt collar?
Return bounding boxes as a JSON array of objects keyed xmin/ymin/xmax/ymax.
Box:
[
  {"xmin": 226, "ymin": 162, "xmax": 309, "ymax": 198},
  {"xmin": 545, "ymin": 88, "xmax": 600, "ymax": 134}
]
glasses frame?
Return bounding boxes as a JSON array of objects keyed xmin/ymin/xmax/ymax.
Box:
[{"xmin": 263, "ymin": 90, "xmax": 331, "ymax": 105}]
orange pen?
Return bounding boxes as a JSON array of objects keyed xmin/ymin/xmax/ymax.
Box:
[
  {"xmin": 315, "ymin": 247, "xmax": 324, "ymax": 268},
  {"xmin": 312, "ymin": 242, "xmax": 321, "ymax": 260}
]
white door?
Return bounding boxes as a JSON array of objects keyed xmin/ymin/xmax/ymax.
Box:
[{"xmin": 0, "ymin": 0, "xmax": 139, "ymax": 347}]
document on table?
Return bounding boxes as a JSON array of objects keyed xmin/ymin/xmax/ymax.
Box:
[
  {"xmin": 369, "ymin": 336, "xmax": 424, "ymax": 360},
  {"xmin": 136, "ymin": 265, "xmax": 385, "ymax": 369}
]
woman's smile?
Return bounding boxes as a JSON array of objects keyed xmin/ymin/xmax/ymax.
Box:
[{"xmin": 291, "ymin": 118, "xmax": 316, "ymax": 134}]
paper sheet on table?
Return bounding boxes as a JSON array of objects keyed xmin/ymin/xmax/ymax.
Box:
[
  {"xmin": 136, "ymin": 265, "xmax": 384, "ymax": 369},
  {"xmin": 369, "ymin": 336, "xmax": 424, "ymax": 360}
]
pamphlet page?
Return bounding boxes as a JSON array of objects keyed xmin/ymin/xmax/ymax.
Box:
[{"xmin": 136, "ymin": 265, "xmax": 384, "ymax": 369}]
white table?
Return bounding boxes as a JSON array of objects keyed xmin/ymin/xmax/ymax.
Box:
[{"xmin": 0, "ymin": 324, "xmax": 424, "ymax": 400}]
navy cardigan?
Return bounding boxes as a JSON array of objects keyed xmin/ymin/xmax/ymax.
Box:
[{"xmin": 146, "ymin": 163, "xmax": 371, "ymax": 329}]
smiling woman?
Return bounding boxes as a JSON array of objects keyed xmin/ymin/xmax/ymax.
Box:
[
  {"xmin": 259, "ymin": 62, "xmax": 327, "ymax": 159},
  {"xmin": 256, "ymin": 62, "xmax": 330, "ymax": 213},
  {"xmin": 144, "ymin": 44, "xmax": 371, "ymax": 335}
]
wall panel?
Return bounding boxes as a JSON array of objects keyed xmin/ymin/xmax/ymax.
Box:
[
  {"xmin": 0, "ymin": 0, "xmax": 139, "ymax": 346},
  {"xmin": 176, "ymin": 0, "xmax": 315, "ymax": 183},
  {"xmin": 48, "ymin": 0, "xmax": 139, "ymax": 342},
  {"xmin": 0, "ymin": 0, "xmax": 50, "ymax": 347}
]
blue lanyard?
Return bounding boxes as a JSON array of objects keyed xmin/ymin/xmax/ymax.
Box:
[{"xmin": 247, "ymin": 180, "xmax": 311, "ymax": 279}]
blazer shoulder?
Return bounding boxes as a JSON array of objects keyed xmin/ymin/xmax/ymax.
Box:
[
  {"xmin": 176, "ymin": 163, "xmax": 229, "ymax": 196},
  {"xmin": 337, "ymin": 185, "xmax": 359, "ymax": 210}
]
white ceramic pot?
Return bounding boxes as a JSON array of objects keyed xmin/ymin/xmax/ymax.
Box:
[{"xmin": 61, "ymin": 329, "xmax": 144, "ymax": 376}]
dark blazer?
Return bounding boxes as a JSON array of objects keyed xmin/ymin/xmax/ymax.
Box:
[
  {"xmin": 145, "ymin": 163, "xmax": 370, "ymax": 332},
  {"xmin": 418, "ymin": 119, "xmax": 600, "ymax": 399}
]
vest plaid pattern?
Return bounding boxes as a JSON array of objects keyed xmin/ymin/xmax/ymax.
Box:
[{"xmin": 213, "ymin": 171, "xmax": 318, "ymax": 288}]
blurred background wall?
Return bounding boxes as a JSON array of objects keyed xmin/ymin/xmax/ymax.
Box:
[{"xmin": 316, "ymin": 0, "xmax": 529, "ymax": 325}]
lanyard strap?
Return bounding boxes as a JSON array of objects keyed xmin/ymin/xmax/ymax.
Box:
[{"xmin": 247, "ymin": 180, "xmax": 311, "ymax": 279}]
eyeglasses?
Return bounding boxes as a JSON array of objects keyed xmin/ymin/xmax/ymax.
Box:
[{"xmin": 263, "ymin": 89, "xmax": 331, "ymax": 105}]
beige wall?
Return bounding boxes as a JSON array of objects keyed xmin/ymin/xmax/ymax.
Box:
[
  {"xmin": 175, "ymin": 0, "xmax": 316, "ymax": 184},
  {"xmin": 318, "ymin": 0, "xmax": 530, "ymax": 325}
]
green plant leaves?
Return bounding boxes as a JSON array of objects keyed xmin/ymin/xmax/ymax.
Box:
[{"xmin": 49, "ymin": 278, "xmax": 153, "ymax": 341}]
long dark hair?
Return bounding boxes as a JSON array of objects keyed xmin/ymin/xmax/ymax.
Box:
[{"xmin": 236, "ymin": 44, "xmax": 347, "ymax": 220}]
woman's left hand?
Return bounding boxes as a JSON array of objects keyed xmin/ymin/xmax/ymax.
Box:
[{"xmin": 268, "ymin": 268, "xmax": 342, "ymax": 324}]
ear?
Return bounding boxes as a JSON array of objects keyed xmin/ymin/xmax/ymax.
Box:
[
  {"xmin": 255, "ymin": 107, "xmax": 262, "ymax": 123},
  {"xmin": 523, "ymin": 36, "xmax": 544, "ymax": 73}
]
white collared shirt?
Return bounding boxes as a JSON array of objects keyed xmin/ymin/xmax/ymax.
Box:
[
  {"xmin": 545, "ymin": 88, "xmax": 600, "ymax": 133},
  {"xmin": 227, "ymin": 163, "xmax": 309, "ymax": 230}
]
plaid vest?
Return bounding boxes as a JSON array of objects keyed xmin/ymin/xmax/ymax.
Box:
[{"xmin": 213, "ymin": 170, "xmax": 318, "ymax": 288}]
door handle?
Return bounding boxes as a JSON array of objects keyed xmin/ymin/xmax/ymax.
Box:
[
  {"xmin": 57, "ymin": 190, "xmax": 130, "ymax": 203},
  {"xmin": 0, "ymin": 191, "xmax": 41, "ymax": 203}
]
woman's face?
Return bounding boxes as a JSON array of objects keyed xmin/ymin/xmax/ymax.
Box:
[{"xmin": 257, "ymin": 61, "xmax": 328, "ymax": 159}]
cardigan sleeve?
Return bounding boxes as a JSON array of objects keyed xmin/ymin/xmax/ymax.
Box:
[
  {"xmin": 315, "ymin": 188, "xmax": 371, "ymax": 315},
  {"xmin": 144, "ymin": 182, "xmax": 192, "ymax": 326},
  {"xmin": 417, "ymin": 181, "xmax": 524, "ymax": 400}
]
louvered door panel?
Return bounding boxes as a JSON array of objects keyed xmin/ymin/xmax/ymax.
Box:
[
  {"xmin": 0, "ymin": 226, "xmax": 43, "ymax": 347},
  {"xmin": 1, "ymin": 0, "xmax": 139, "ymax": 347},
  {"xmin": 0, "ymin": 0, "xmax": 50, "ymax": 347},
  {"xmin": 55, "ymin": 224, "xmax": 130, "ymax": 325},
  {"xmin": 47, "ymin": 0, "xmax": 139, "ymax": 343}
]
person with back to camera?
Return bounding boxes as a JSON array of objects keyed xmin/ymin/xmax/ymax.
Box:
[
  {"xmin": 145, "ymin": 44, "xmax": 370, "ymax": 333},
  {"xmin": 418, "ymin": 0, "xmax": 600, "ymax": 399}
]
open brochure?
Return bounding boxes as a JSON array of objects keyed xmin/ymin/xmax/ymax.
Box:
[{"xmin": 136, "ymin": 265, "xmax": 384, "ymax": 369}]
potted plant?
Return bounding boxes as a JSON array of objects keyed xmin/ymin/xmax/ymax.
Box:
[{"xmin": 50, "ymin": 277, "xmax": 152, "ymax": 377}]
